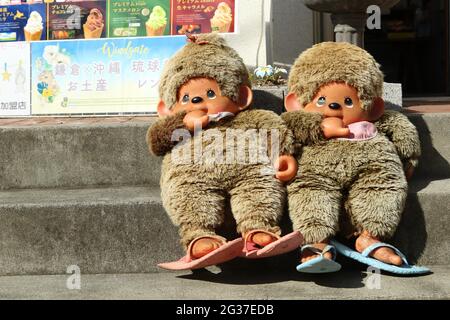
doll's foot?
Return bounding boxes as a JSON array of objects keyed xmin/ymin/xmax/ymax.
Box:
[
  {"xmin": 355, "ymin": 230, "xmax": 403, "ymax": 266},
  {"xmin": 243, "ymin": 229, "xmax": 296, "ymax": 259},
  {"xmin": 246, "ymin": 231, "xmax": 278, "ymax": 248},
  {"xmin": 191, "ymin": 237, "xmax": 223, "ymax": 259},
  {"xmin": 300, "ymin": 242, "xmax": 333, "ymax": 263}
]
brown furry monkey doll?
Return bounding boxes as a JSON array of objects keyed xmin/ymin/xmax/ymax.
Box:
[
  {"xmin": 146, "ymin": 33, "xmax": 302, "ymax": 271},
  {"xmin": 282, "ymin": 42, "xmax": 428, "ymax": 274}
]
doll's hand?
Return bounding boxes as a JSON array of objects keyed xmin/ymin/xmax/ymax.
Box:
[
  {"xmin": 274, "ymin": 155, "xmax": 298, "ymax": 182},
  {"xmin": 321, "ymin": 117, "xmax": 350, "ymax": 139},
  {"xmin": 405, "ymin": 163, "xmax": 415, "ymax": 181},
  {"xmin": 183, "ymin": 109, "xmax": 210, "ymax": 131}
]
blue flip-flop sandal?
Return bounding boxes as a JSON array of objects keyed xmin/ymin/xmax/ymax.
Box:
[
  {"xmin": 296, "ymin": 244, "xmax": 342, "ymax": 273},
  {"xmin": 330, "ymin": 239, "xmax": 430, "ymax": 275}
]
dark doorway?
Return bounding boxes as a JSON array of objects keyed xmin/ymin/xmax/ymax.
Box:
[{"xmin": 365, "ymin": 0, "xmax": 448, "ymax": 97}]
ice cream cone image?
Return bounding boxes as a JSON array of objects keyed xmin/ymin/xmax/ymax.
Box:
[
  {"xmin": 83, "ymin": 8, "xmax": 104, "ymax": 39},
  {"xmin": 210, "ymin": 2, "xmax": 232, "ymax": 33},
  {"xmin": 24, "ymin": 11, "xmax": 43, "ymax": 41},
  {"xmin": 83, "ymin": 24, "xmax": 103, "ymax": 39},
  {"xmin": 146, "ymin": 6, "xmax": 167, "ymax": 37},
  {"xmin": 210, "ymin": 20, "xmax": 231, "ymax": 33},
  {"xmin": 24, "ymin": 29, "xmax": 42, "ymax": 41},
  {"xmin": 146, "ymin": 23, "xmax": 166, "ymax": 36}
]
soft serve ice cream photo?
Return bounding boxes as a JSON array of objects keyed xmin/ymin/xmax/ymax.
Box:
[
  {"xmin": 210, "ymin": 2, "xmax": 233, "ymax": 33},
  {"xmin": 171, "ymin": 0, "xmax": 234, "ymax": 35},
  {"xmin": 24, "ymin": 11, "xmax": 43, "ymax": 41},
  {"xmin": 146, "ymin": 5, "xmax": 167, "ymax": 36},
  {"xmin": 47, "ymin": 1, "xmax": 106, "ymax": 39},
  {"xmin": 83, "ymin": 8, "xmax": 104, "ymax": 39},
  {"xmin": 107, "ymin": 0, "xmax": 170, "ymax": 38}
]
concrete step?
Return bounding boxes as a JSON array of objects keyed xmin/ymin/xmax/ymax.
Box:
[
  {"xmin": 0, "ymin": 112, "xmax": 449, "ymax": 191},
  {"xmin": 0, "ymin": 179, "xmax": 448, "ymax": 275},
  {"xmin": 0, "ymin": 121, "xmax": 160, "ymax": 190},
  {"xmin": 0, "ymin": 185, "xmax": 182, "ymax": 276},
  {"xmin": 408, "ymin": 113, "xmax": 450, "ymax": 180},
  {"xmin": 0, "ymin": 266, "xmax": 449, "ymax": 299}
]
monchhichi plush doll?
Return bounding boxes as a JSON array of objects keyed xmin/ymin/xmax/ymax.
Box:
[
  {"xmin": 146, "ymin": 33, "xmax": 302, "ymax": 271},
  {"xmin": 282, "ymin": 42, "xmax": 429, "ymax": 274}
]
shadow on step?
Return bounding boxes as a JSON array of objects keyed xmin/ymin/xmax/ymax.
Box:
[
  {"xmin": 392, "ymin": 115, "xmax": 450, "ymax": 265},
  {"xmin": 410, "ymin": 114, "xmax": 450, "ymax": 182},
  {"xmin": 178, "ymin": 252, "xmax": 366, "ymax": 289}
]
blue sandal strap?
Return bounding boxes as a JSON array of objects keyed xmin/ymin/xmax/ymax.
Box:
[
  {"xmin": 301, "ymin": 244, "xmax": 337, "ymax": 260},
  {"xmin": 322, "ymin": 245, "xmax": 337, "ymax": 260},
  {"xmin": 360, "ymin": 242, "xmax": 409, "ymax": 265},
  {"xmin": 300, "ymin": 244, "xmax": 321, "ymax": 255}
]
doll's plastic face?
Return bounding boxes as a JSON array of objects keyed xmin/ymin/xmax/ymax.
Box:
[
  {"xmin": 172, "ymin": 78, "xmax": 243, "ymax": 115},
  {"xmin": 304, "ymin": 82, "xmax": 372, "ymax": 125}
]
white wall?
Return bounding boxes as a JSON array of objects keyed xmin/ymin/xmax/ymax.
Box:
[
  {"xmin": 271, "ymin": 0, "xmax": 314, "ymax": 66},
  {"xmin": 223, "ymin": 0, "xmax": 272, "ymax": 67}
]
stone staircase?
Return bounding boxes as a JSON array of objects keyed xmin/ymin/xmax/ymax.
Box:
[{"xmin": 0, "ymin": 104, "xmax": 449, "ymax": 299}]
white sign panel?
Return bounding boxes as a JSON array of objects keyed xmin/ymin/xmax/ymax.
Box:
[{"xmin": 0, "ymin": 42, "xmax": 31, "ymax": 117}]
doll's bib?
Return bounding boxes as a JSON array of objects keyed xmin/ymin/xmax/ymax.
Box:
[
  {"xmin": 208, "ymin": 111, "xmax": 235, "ymax": 122},
  {"xmin": 337, "ymin": 121, "xmax": 378, "ymax": 141}
]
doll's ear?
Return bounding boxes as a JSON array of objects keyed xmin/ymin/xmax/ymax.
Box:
[
  {"xmin": 157, "ymin": 100, "xmax": 172, "ymax": 118},
  {"xmin": 369, "ymin": 97, "xmax": 385, "ymax": 121},
  {"xmin": 285, "ymin": 92, "xmax": 302, "ymax": 111},
  {"xmin": 237, "ymin": 85, "xmax": 253, "ymax": 110}
]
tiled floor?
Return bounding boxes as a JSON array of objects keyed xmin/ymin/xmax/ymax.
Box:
[
  {"xmin": 403, "ymin": 105, "xmax": 450, "ymax": 113},
  {"xmin": 0, "ymin": 116, "xmax": 155, "ymax": 127},
  {"xmin": 0, "ymin": 105, "xmax": 449, "ymax": 127}
]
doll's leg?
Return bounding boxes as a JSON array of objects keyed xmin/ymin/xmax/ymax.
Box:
[
  {"xmin": 288, "ymin": 182, "xmax": 342, "ymax": 262},
  {"xmin": 346, "ymin": 171, "xmax": 407, "ymax": 266},
  {"xmin": 161, "ymin": 178, "xmax": 226, "ymax": 257},
  {"xmin": 229, "ymin": 175, "xmax": 284, "ymax": 246}
]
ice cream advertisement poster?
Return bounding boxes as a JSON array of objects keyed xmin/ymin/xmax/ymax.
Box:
[
  {"xmin": 47, "ymin": 0, "xmax": 106, "ymax": 40},
  {"xmin": 30, "ymin": 36, "xmax": 186, "ymax": 115},
  {"xmin": 171, "ymin": 0, "xmax": 235, "ymax": 35},
  {"xmin": 0, "ymin": 42, "xmax": 31, "ymax": 116},
  {"xmin": 108, "ymin": 0, "xmax": 170, "ymax": 38},
  {"xmin": 0, "ymin": 3, "xmax": 46, "ymax": 42}
]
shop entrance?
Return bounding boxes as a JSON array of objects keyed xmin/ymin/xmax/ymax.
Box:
[{"xmin": 365, "ymin": 0, "xmax": 448, "ymax": 97}]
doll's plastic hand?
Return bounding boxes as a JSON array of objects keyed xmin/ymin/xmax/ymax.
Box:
[
  {"xmin": 274, "ymin": 155, "xmax": 298, "ymax": 182},
  {"xmin": 183, "ymin": 109, "xmax": 210, "ymax": 131},
  {"xmin": 321, "ymin": 117, "xmax": 351, "ymax": 139},
  {"xmin": 405, "ymin": 163, "xmax": 415, "ymax": 181}
]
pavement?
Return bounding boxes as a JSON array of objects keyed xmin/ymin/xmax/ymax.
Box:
[{"xmin": 0, "ymin": 265, "xmax": 448, "ymax": 300}]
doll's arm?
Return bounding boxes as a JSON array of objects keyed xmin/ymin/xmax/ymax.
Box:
[
  {"xmin": 376, "ymin": 110, "xmax": 421, "ymax": 172},
  {"xmin": 281, "ymin": 111, "xmax": 326, "ymax": 147},
  {"xmin": 265, "ymin": 112, "xmax": 298, "ymax": 181},
  {"xmin": 246, "ymin": 109, "xmax": 295, "ymax": 156},
  {"xmin": 252, "ymin": 110, "xmax": 298, "ymax": 181},
  {"xmin": 146, "ymin": 111, "xmax": 188, "ymax": 156}
]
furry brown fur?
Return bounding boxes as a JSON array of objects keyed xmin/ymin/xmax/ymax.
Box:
[
  {"xmin": 159, "ymin": 33, "xmax": 251, "ymax": 110},
  {"xmin": 288, "ymin": 42, "xmax": 383, "ymax": 111},
  {"xmin": 283, "ymin": 42, "xmax": 421, "ymax": 244},
  {"xmin": 152, "ymin": 109, "xmax": 293, "ymax": 247},
  {"xmin": 147, "ymin": 111, "xmax": 186, "ymax": 156},
  {"xmin": 147, "ymin": 34, "xmax": 293, "ymax": 249}
]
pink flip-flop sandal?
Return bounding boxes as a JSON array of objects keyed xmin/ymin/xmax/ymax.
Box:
[
  {"xmin": 242, "ymin": 230, "xmax": 304, "ymax": 259},
  {"xmin": 157, "ymin": 236, "xmax": 244, "ymax": 271}
]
